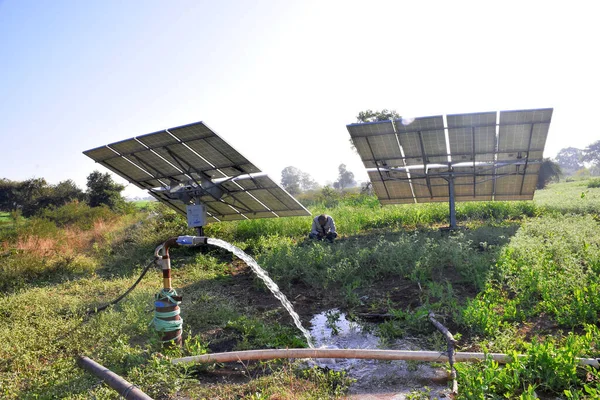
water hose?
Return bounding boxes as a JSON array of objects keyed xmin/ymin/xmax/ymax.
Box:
[
  {"xmin": 77, "ymin": 356, "xmax": 153, "ymax": 400},
  {"xmin": 86, "ymin": 259, "xmax": 155, "ymax": 316},
  {"xmin": 170, "ymin": 348, "xmax": 600, "ymax": 367}
]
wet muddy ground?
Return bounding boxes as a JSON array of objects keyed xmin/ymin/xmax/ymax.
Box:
[
  {"xmin": 190, "ymin": 262, "xmax": 455, "ymax": 398},
  {"xmin": 309, "ymin": 310, "xmax": 451, "ymax": 398}
]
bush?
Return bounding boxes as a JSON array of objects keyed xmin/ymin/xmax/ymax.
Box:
[
  {"xmin": 38, "ymin": 201, "xmax": 118, "ymax": 229},
  {"xmin": 587, "ymin": 178, "xmax": 600, "ymax": 188}
]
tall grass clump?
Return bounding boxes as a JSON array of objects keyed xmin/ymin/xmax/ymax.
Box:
[{"xmin": 0, "ymin": 202, "xmax": 137, "ymax": 291}]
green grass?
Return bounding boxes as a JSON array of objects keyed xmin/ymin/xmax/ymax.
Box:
[
  {"xmin": 2, "ymin": 181, "xmax": 600, "ymax": 398},
  {"xmin": 130, "ymin": 200, "xmax": 158, "ymax": 210}
]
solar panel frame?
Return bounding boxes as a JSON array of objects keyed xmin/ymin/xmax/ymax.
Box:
[
  {"xmin": 394, "ymin": 116, "xmax": 447, "ymax": 166},
  {"xmin": 348, "ymin": 108, "xmax": 552, "ymax": 208},
  {"xmin": 84, "ymin": 121, "xmax": 310, "ymax": 222}
]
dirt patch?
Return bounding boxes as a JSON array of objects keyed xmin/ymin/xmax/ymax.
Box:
[{"xmin": 517, "ymin": 313, "xmax": 559, "ymax": 342}]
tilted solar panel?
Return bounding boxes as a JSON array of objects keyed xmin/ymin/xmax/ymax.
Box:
[
  {"xmin": 84, "ymin": 121, "xmax": 310, "ymax": 222},
  {"xmin": 347, "ymin": 108, "xmax": 552, "ymax": 209}
]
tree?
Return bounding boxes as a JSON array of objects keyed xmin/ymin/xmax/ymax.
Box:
[
  {"xmin": 280, "ymin": 167, "xmax": 319, "ymax": 195},
  {"xmin": 281, "ymin": 167, "xmax": 301, "ymax": 195},
  {"xmin": 15, "ymin": 178, "xmax": 50, "ymax": 217},
  {"xmin": 300, "ymin": 173, "xmax": 319, "ymax": 191},
  {"xmin": 356, "ymin": 109, "xmax": 401, "ymax": 123},
  {"xmin": 86, "ymin": 171, "xmax": 125, "ymax": 210},
  {"xmin": 52, "ymin": 180, "xmax": 85, "ymax": 203},
  {"xmin": 554, "ymin": 147, "xmax": 583, "ymax": 175},
  {"xmin": 0, "ymin": 179, "xmax": 20, "ymax": 212},
  {"xmin": 333, "ymin": 164, "xmax": 356, "ymax": 190},
  {"xmin": 38, "ymin": 180, "xmax": 85, "ymax": 210},
  {"xmin": 537, "ymin": 158, "xmax": 562, "ymax": 189},
  {"xmin": 583, "ymin": 140, "xmax": 600, "ymax": 167},
  {"xmin": 0, "ymin": 178, "xmax": 85, "ymax": 216}
]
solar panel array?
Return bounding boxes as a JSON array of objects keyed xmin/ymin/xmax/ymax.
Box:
[
  {"xmin": 84, "ymin": 121, "xmax": 310, "ymax": 222},
  {"xmin": 348, "ymin": 108, "xmax": 552, "ymax": 204}
]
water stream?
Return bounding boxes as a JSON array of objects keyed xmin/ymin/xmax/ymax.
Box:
[
  {"xmin": 203, "ymin": 239, "xmax": 448, "ymax": 396},
  {"xmin": 206, "ymin": 238, "xmax": 314, "ymax": 348}
]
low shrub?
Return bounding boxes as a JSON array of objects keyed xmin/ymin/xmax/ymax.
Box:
[{"xmin": 38, "ymin": 201, "xmax": 118, "ymax": 229}]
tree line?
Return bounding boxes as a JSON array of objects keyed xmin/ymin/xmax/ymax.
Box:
[
  {"xmin": 0, "ymin": 171, "xmax": 126, "ymax": 217},
  {"xmin": 280, "ymin": 164, "xmax": 357, "ymax": 195},
  {"xmin": 553, "ymin": 141, "xmax": 600, "ymax": 177}
]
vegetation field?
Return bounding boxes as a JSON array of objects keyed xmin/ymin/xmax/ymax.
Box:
[{"xmin": 1, "ymin": 180, "xmax": 600, "ymax": 399}]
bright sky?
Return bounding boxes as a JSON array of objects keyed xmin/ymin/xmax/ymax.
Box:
[{"xmin": 1, "ymin": 1, "xmax": 598, "ymax": 198}]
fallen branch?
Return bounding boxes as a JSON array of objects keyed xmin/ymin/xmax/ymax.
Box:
[{"xmin": 428, "ymin": 312, "xmax": 458, "ymax": 396}]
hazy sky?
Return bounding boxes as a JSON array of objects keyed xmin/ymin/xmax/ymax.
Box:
[{"xmin": 1, "ymin": 1, "xmax": 598, "ymax": 198}]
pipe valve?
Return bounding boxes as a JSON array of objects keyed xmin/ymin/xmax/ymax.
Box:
[{"xmin": 176, "ymin": 235, "xmax": 208, "ymax": 246}]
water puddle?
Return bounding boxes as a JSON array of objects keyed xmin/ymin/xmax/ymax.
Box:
[
  {"xmin": 201, "ymin": 237, "xmax": 450, "ymax": 397},
  {"xmin": 310, "ymin": 310, "xmax": 450, "ymax": 398}
]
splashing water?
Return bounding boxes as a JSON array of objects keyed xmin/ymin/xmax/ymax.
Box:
[{"xmin": 207, "ymin": 238, "xmax": 314, "ymax": 348}]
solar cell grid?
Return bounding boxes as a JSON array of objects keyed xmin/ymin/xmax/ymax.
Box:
[
  {"xmin": 347, "ymin": 120, "xmax": 395, "ymax": 137},
  {"xmin": 108, "ymin": 139, "xmax": 145, "ymax": 156},
  {"xmin": 421, "ymin": 130, "xmax": 448, "ymax": 157},
  {"xmin": 137, "ymin": 131, "xmax": 179, "ymax": 148},
  {"xmin": 383, "ymin": 180, "xmax": 414, "ymax": 199},
  {"xmin": 133, "ymin": 150, "xmax": 182, "ymax": 177},
  {"xmin": 367, "ymin": 134, "xmax": 403, "ymax": 160},
  {"xmin": 499, "ymin": 108, "xmax": 553, "ymax": 125},
  {"xmin": 84, "ymin": 146, "xmax": 118, "ymax": 162},
  {"xmin": 446, "ymin": 112, "xmax": 496, "ymax": 128},
  {"xmin": 153, "ymin": 146, "xmax": 214, "ymax": 174},
  {"xmin": 84, "ymin": 121, "xmax": 310, "ymax": 221},
  {"xmin": 349, "ymin": 108, "xmax": 552, "ymax": 208},
  {"xmin": 395, "ymin": 116, "xmax": 444, "ymax": 134},
  {"xmin": 103, "ymin": 157, "xmax": 153, "ymax": 181},
  {"xmin": 448, "ymin": 126, "xmax": 496, "ymax": 158},
  {"xmin": 397, "ymin": 132, "xmax": 422, "ymax": 163},
  {"xmin": 168, "ymin": 122, "xmax": 214, "ymax": 141},
  {"xmin": 350, "ymin": 137, "xmax": 376, "ymax": 167},
  {"xmin": 205, "ymin": 136, "xmax": 251, "ymax": 166}
]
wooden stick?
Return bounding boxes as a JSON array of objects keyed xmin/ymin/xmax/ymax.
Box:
[{"xmin": 429, "ymin": 312, "xmax": 458, "ymax": 395}]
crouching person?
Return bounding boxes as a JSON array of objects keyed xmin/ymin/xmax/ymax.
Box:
[{"xmin": 309, "ymin": 214, "xmax": 338, "ymax": 243}]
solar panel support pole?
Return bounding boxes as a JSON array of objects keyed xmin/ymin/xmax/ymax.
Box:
[{"xmin": 448, "ymin": 176, "xmax": 457, "ymax": 230}]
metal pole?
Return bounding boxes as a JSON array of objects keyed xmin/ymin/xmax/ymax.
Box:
[
  {"xmin": 448, "ymin": 176, "xmax": 456, "ymax": 229},
  {"xmin": 77, "ymin": 356, "xmax": 153, "ymax": 400}
]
